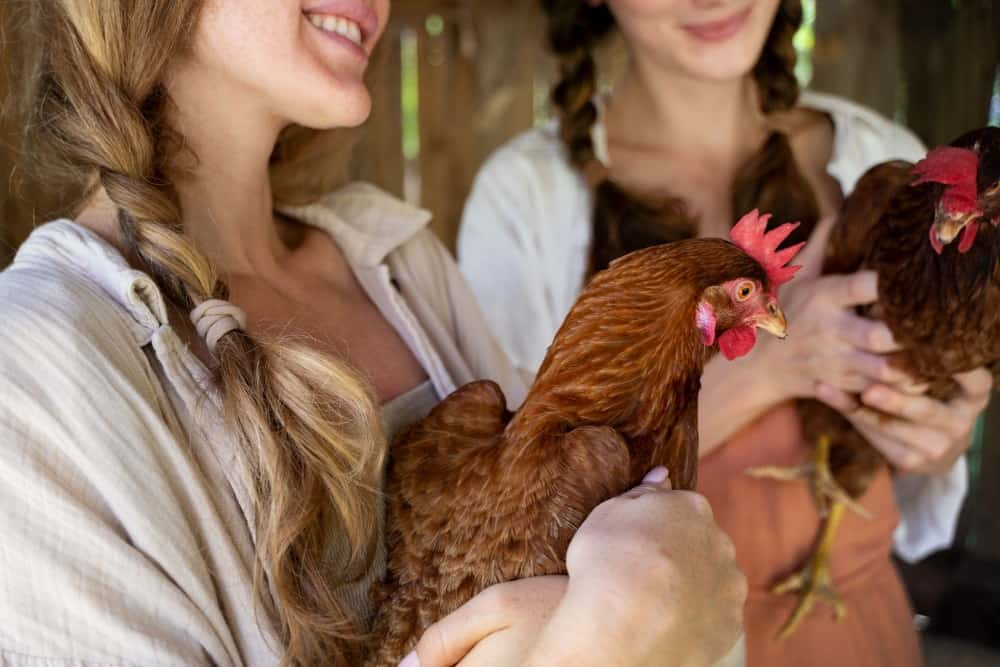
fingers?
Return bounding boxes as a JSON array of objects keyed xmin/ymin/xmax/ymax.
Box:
[
  {"xmin": 860, "ymin": 386, "xmax": 954, "ymax": 427},
  {"xmin": 836, "ymin": 313, "xmax": 900, "ymax": 354},
  {"xmin": 848, "ymin": 351, "xmax": 910, "ymax": 385},
  {"xmin": 795, "ymin": 215, "xmax": 838, "ymax": 279},
  {"xmin": 825, "ymin": 270, "xmax": 880, "ymax": 308},
  {"xmin": 621, "ymin": 467, "xmax": 672, "ymax": 499},
  {"xmin": 953, "ymin": 367, "xmax": 994, "ymax": 402},
  {"xmin": 410, "ymin": 586, "xmax": 511, "ymax": 667},
  {"xmin": 855, "ymin": 424, "xmax": 923, "ymax": 471},
  {"xmin": 852, "ymin": 406, "xmax": 952, "ymax": 459},
  {"xmin": 862, "ymin": 383, "xmax": 985, "ymax": 435},
  {"xmin": 816, "ymin": 350, "xmax": 905, "ymax": 392},
  {"xmin": 815, "ymin": 382, "xmax": 859, "ymax": 413}
]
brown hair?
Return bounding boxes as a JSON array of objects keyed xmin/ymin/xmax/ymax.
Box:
[
  {"xmin": 19, "ymin": 2, "xmax": 383, "ymax": 664},
  {"xmin": 541, "ymin": 0, "xmax": 819, "ymax": 274}
]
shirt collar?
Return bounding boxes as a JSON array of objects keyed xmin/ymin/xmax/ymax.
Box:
[
  {"xmin": 277, "ymin": 182, "xmax": 432, "ymax": 268},
  {"xmin": 12, "ymin": 182, "xmax": 432, "ymax": 336}
]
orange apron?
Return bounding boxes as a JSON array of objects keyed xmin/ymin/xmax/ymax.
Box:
[{"xmin": 698, "ymin": 403, "xmax": 923, "ymax": 667}]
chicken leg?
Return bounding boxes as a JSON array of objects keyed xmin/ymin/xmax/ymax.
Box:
[
  {"xmin": 746, "ymin": 434, "xmax": 870, "ymax": 519},
  {"xmin": 770, "ymin": 502, "xmax": 847, "ymax": 638}
]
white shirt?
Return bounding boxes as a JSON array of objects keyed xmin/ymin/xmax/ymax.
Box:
[
  {"xmin": 457, "ymin": 90, "xmax": 967, "ymax": 563},
  {"xmin": 0, "ymin": 183, "xmax": 527, "ymax": 666}
]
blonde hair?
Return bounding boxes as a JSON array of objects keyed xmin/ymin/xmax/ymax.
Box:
[{"xmin": 20, "ymin": 2, "xmax": 385, "ymax": 663}]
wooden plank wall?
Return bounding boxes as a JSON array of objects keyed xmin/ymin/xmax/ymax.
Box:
[
  {"xmin": 358, "ymin": 0, "xmax": 546, "ymax": 248},
  {"xmin": 811, "ymin": 0, "xmax": 1000, "ymax": 146}
]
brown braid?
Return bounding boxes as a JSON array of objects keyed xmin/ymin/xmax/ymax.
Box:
[
  {"xmin": 543, "ymin": 0, "xmax": 693, "ymax": 274},
  {"xmin": 542, "ymin": 0, "xmax": 819, "ymax": 274}
]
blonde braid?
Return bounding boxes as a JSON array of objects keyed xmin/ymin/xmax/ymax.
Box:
[{"xmin": 27, "ymin": 2, "xmax": 386, "ymax": 664}]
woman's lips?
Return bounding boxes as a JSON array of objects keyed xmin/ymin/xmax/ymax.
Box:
[{"xmin": 683, "ymin": 6, "xmax": 753, "ymax": 42}]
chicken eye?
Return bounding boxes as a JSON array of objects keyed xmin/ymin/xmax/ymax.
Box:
[{"xmin": 736, "ymin": 281, "xmax": 754, "ymax": 302}]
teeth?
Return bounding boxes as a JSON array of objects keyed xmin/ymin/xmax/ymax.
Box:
[{"xmin": 307, "ymin": 13, "xmax": 364, "ymax": 47}]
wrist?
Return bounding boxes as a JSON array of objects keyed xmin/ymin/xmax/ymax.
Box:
[
  {"xmin": 524, "ymin": 583, "xmax": 643, "ymax": 667},
  {"xmin": 524, "ymin": 579, "xmax": 705, "ymax": 667}
]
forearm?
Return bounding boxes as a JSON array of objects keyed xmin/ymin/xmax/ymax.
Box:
[{"xmin": 697, "ymin": 353, "xmax": 786, "ymax": 456}]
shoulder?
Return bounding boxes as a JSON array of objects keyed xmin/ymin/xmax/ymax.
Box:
[
  {"xmin": 800, "ymin": 90, "xmax": 927, "ymax": 192},
  {"xmin": 484, "ymin": 124, "xmax": 574, "ymax": 173},
  {"xmin": 801, "ymin": 90, "xmax": 926, "ymax": 157},
  {"xmin": 461, "ymin": 124, "xmax": 590, "ymax": 247},
  {"xmin": 469, "ymin": 124, "xmax": 586, "ymax": 207},
  {"xmin": 0, "ymin": 221, "xmax": 162, "ymax": 420}
]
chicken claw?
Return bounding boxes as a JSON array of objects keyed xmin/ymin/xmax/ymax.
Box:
[
  {"xmin": 771, "ymin": 502, "xmax": 848, "ymax": 639},
  {"xmin": 745, "ymin": 435, "xmax": 871, "ymax": 519}
]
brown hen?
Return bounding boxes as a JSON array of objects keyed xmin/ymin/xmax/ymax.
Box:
[
  {"xmin": 364, "ymin": 212, "xmax": 803, "ymax": 666},
  {"xmin": 751, "ymin": 127, "xmax": 1000, "ymax": 638}
]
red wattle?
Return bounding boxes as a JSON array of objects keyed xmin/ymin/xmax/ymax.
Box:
[
  {"xmin": 718, "ymin": 326, "xmax": 758, "ymax": 360},
  {"xmin": 929, "ymin": 225, "xmax": 944, "ymax": 254},
  {"xmin": 958, "ymin": 223, "xmax": 979, "ymax": 253}
]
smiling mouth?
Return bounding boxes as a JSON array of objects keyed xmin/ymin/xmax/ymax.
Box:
[
  {"xmin": 305, "ymin": 13, "xmax": 365, "ymax": 48},
  {"xmin": 683, "ymin": 6, "xmax": 753, "ymax": 42}
]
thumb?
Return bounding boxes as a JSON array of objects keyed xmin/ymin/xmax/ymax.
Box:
[
  {"xmin": 621, "ymin": 466, "xmax": 673, "ymax": 499},
  {"xmin": 795, "ymin": 215, "xmax": 837, "ymax": 280},
  {"xmin": 404, "ymin": 585, "xmax": 508, "ymax": 667}
]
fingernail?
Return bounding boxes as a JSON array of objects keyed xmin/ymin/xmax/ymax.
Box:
[
  {"xmin": 398, "ymin": 651, "xmax": 420, "ymax": 667},
  {"xmin": 642, "ymin": 466, "xmax": 670, "ymax": 484}
]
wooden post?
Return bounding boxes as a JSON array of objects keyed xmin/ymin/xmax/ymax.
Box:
[
  {"xmin": 811, "ymin": 0, "xmax": 902, "ymax": 121},
  {"xmin": 899, "ymin": 0, "xmax": 1000, "ymax": 146}
]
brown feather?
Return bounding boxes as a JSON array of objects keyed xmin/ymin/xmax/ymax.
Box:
[
  {"xmin": 798, "ymin": 127, "xmax": 1000, "ymax": 499},
  {"xmin": 365, "ymin": 238, "xmax": 770, "ymax": 665}
]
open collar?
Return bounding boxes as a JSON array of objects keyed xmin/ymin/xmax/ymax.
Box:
[{"xmin": 13, "ymin": 183, "xmax": 432, "ymax": 338}]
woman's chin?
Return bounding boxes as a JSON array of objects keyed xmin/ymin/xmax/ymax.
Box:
[
  {"xmin": 676, "ymin": 45, "xmax": 763, "ymax": 83},
  {"xmin": 295, "ymin": 89, "xmax": 373, "ymax": 131}
]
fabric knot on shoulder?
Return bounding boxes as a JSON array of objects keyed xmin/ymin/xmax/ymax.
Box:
[{"xmin": 190, "ymin": 299, "xmax": 247, "ymax": 354}]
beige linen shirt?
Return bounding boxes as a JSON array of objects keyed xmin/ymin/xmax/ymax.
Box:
[{"xmin": 0, "ymin": 183, "xmax": 528, "ymax": 666}]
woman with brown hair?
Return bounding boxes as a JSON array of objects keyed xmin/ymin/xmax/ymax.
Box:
[
  {"xmin": 0, "ymin": 1, "xmax": 747, "ymax": 665},
  {"xmin": 458, "ymin": 0, "xmax": 993, "ymax": 665}
]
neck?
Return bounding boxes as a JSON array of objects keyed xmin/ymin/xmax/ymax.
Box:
[
  {"xmin": 509, "ymin": 282, "xmax": 710, "ymax": 445},
  {"xmin": 607, "ymin": 58, "xmax": 766, "ymax": 164},
  {"xmin": 164, "ymin": 60, "xmax": 295, "ymax": 279}
]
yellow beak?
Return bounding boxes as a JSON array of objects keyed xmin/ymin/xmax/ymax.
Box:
[
  {"xmin": 933, "ymin": 211, "xmax": 979, "ymax": 245},
  {"xmin": 754, "ymin": 306, "xmax": 788, "ymax": 340}
]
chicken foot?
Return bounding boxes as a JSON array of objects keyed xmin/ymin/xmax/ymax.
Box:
[
  {"xmin": 770, "ymin": 502, "xmax": 847, "ymax": 639},
  {"xmin": 745, "ymin": 434, "xmax": 870, "ymax": 519}
]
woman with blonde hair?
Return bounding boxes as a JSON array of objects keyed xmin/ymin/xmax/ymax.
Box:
[
  {"xmin": 0, "ymin": 1, "xmax": 746, "ymax": 665},
  {"xmin": 459, "ymin": 0, "xmax": 993, "ymax": 664}
]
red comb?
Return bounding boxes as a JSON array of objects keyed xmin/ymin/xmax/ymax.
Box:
[
  {"xmin": 730, "ymin": 209, "xmax": 805, "ymax": 290},
  {"xmin": 912, "ymin": 146, "xmax": 979, "ymax": 214}
]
